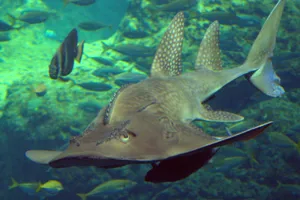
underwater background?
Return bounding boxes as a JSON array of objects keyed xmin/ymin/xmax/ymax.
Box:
[{"xmin": 0, "ymin": 0, "xmax": 299, "ymax": 199}]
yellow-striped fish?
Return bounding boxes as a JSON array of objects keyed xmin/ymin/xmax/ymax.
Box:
[{"xmin": 77, "ymin": 179, "xmax": 137, "ymax": 200}]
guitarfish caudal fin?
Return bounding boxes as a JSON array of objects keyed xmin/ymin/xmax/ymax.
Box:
[
  {"xmin": 242, "ymin": 0, "xmax": 286, "ymax": 97},
  {"xmin": 194, "ymin": 0, "xmax": 286, "ymax": 99}
]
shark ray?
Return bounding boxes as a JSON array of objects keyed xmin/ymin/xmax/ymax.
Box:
[{"xmin": 26, "ymin": 0, "xmax": 286, "ymax": 183}]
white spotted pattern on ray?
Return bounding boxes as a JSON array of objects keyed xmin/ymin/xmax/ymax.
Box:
[
  {"xmin": 195, "ymin": 21, "xmax": 222, "ymax": 71},
  {"xmin": 151, "ymin": 12, "xmax": 185, "ymax": 77}
]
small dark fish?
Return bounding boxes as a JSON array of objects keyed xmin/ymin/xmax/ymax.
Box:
[
  {"xmin": 236, "ymin": 14, "xmax": 261, "ymax": 27},
  {"xmin": 63, "ymin": 0, "xmax": 96, "ymax": 6},
  {"xmin": 8, "ymin": 11, "xmax": 55, "ymax": 24},
  {"xmin": 134, "ymin": 62, "xmax": 151, "ymax": 74},
  {"xmin": 0, "ymin": 33, "xmax": 10, "ymax": 42},
  {"xmin": 49, "ymin": 28, "xmax": 85, "ymax": 79},
  {"xmin": 90, "ymin": 56, "xmax": 114, "ymax": 66},
  {"xmin": 114, "ymin": 72, "xmax": 147, "ymax": 86},
  {"xmin": 19, "ymin": 11, "xmax": 51, "ymax": 24},
  {"xmin": 92, "ymin": 68, "xmax": 125, "ymax": 78},
  {"xmin": 201, "ymin": 11, "xmax": 239, "ymax": 21},
  {"xmin": 0, "ymin": 20, "xmax": 14, "ymax": 32},
  {"xmin": 219, "ymin": 39, "xmax": 243, "ymax": 52},
  {"xmin": 78, "ymin": 21, "xmax": 112, "ymax": 31},
  {"xmin": 78, "ymin": 100, "xmax": 102, "ymax": 113},
  {"xmin": 102, "ymin": 42, "xmax": 156, "ymax": 57},
  {"xmin": 77, "ymin": 81, "xmax": 112, "ymax": 91},
  {"xmin": 189, "ymin": 11, "xmax": 241, "ymax": 25},
  {"xmin": 151, "ymin": 0, "xmax": 197, "ymax": 12},
  {"xmin": 197, "ymin": 11, "xmax": 260, "ymax": 27},
  {"xmin": 122, "ymin": 30, "xmax": 149, "ymax": 39}
]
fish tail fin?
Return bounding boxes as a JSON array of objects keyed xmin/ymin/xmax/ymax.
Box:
[
  {"xmin": 76, "ymin": 193, "xmax": 87, "ymax": 200},
  {"xmin": 6, "ymin": 13, "xmax": 17, "ymax": 26},
  {"xmin": 241, "ymin": 0, "xmax": 285, "ymax": 97},
  {"xmin": 75, "ymin": 40, "xmax": 85, "ymax": 63},
  {"xmin": 101, "ymin": 41, "xmax": 110, "ymax": 53},
  {"xmin": 38, "ymin": 181, "xmax": 43, "ymax": 186},
  {"xmin": 8, "ymin": 178, "xmax": 18, "ymax": 189},
  {"xmin": 36, "ymin": 183, "xmax": 42, "ymax": 193}
]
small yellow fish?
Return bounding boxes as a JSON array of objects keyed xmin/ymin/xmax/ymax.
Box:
[
  {"xmin": 226, "ymin": 119, "xmax": 257, "ymax": 133},
  {"xmin": 211, "ymin": 156, "xmax": 248, "ymax": 172},
  {"xmin": 269, "ymin": 132, "xmax": 300, "ymax": 154},
  {"xmin": 77, "ymin": 179, "xmax": 137, "ymax": 200},
  {"xmin": 9, "ymin": 178, "xmax": 41, "ymax": 196},
  {"xmin": 36, "ymin": 180, "xmax": 64, "ymax": 196},
  {"xmin": 276, "ymin": 181, "xmax": 300, "ymax": 194}
]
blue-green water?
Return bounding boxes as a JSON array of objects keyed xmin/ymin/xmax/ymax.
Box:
[{"xmin": 0, "ymin": 0, "xmax": 299, "ymax": 199}]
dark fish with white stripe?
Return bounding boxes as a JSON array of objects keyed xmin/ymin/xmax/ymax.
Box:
[{"xmin": 48, "ymin": 28, "xmax": 84, "ymax": 79}]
